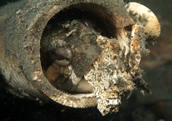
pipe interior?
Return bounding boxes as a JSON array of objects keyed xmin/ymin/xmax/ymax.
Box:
[{"xmin": 40, "ymin": 3, "xmax": 116, "ymax": 94}]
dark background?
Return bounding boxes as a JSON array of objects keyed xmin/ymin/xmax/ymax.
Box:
[{"xmin": 0, "ymin": 0, "xmax": 172, "ymax": 121}]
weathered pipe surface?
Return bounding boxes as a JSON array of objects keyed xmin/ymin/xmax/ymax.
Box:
[{"xmin": 0, "ymin": 0, "xmax": 160, "ymax": 115}]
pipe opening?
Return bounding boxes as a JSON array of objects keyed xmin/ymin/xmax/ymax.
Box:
[{"xmin": 40, "ymin": 3, "xmax": 116, "ymax": 95}]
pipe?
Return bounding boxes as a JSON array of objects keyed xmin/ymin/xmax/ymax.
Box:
[{"xmin": 0, "ymin": 0, "xmax": 160, "ymax": 115}]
